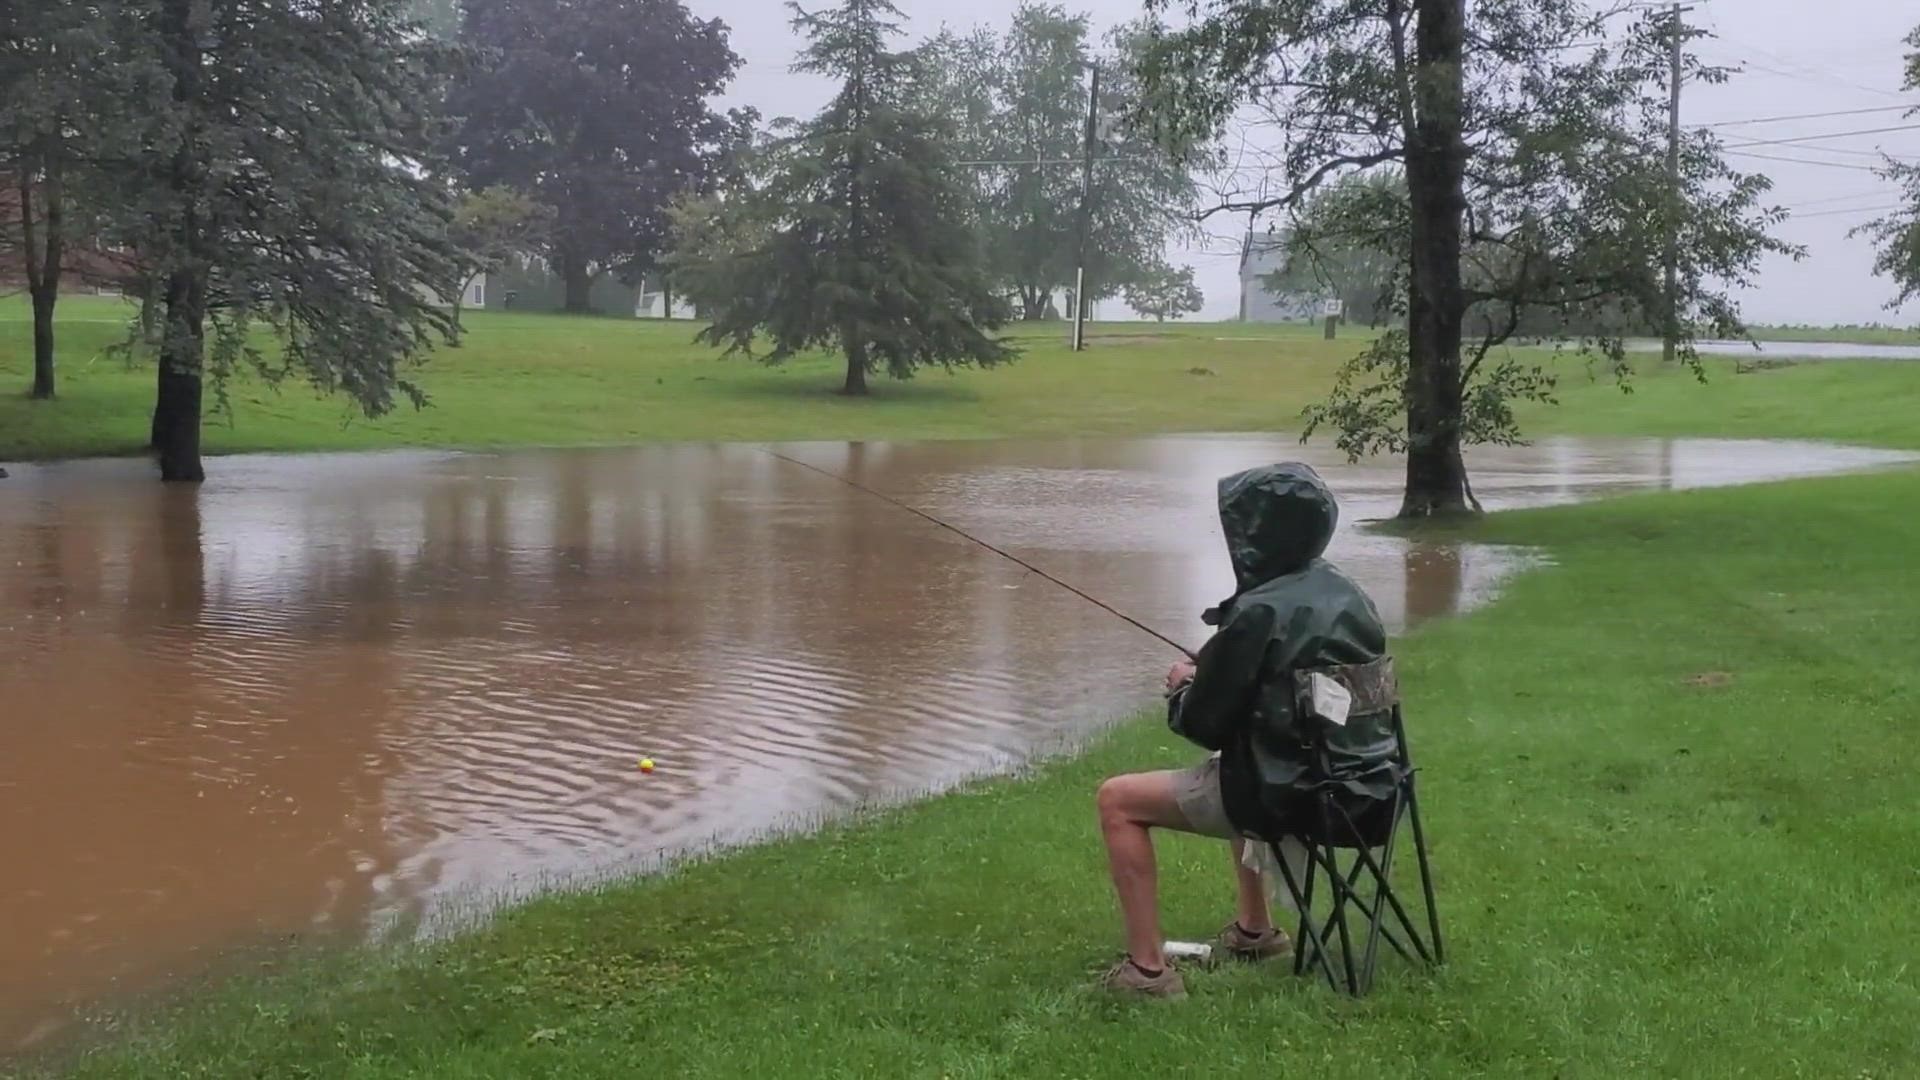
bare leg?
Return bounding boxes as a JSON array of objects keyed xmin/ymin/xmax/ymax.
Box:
[
  {"xmin": 1096, "ymin": 772, "xmax": 1192, "ymax": 970},
  {"xmin": 1230, "ymin": 839, "xmax": 1273, "ymax": 933}
]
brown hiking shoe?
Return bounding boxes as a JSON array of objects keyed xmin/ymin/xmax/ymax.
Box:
[
  {"xmin": 1218, "ymin": 922, "xmax": 1292, "ymax": 962},
  {"xmin": 1101, "ymin": 957, "xmax": 1188, "ymax": 1000}
]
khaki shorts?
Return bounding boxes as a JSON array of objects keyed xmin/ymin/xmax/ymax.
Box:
[{"xmin": 1170, "ymin": 755, "xmax": 1237, "ymax": 839}]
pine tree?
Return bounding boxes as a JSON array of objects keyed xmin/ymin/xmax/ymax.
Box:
[
  {"xmin": 673, "ymin": 0, "xmax": 1014, "ymax": 396},
  {"xmin": 0, "ymin": 0, "xmax": 162, "ymax": 400},
  {"xmin": 124, "ymin": 0, "xmax": 465, "ymax": 482}
]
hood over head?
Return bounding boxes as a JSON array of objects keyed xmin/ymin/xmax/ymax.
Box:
[{"xmin": 1202, "ymin": 462, "xmax": 1339, "ymax": 624}]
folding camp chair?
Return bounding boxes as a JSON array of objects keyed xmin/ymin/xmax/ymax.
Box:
[{"xmin": 1265, "ymin": 655, "xmax": 1443, "ymax": 996}]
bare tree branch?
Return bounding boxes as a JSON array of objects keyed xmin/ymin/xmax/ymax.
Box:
[{"xmin": 1196, "ymin": 147, "xmax": 1403, "ymax": 220}]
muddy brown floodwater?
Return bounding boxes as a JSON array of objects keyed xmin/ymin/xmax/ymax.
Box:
[{"xmin": 0, "ymin": 434, "xmax": 1910, "ymax": 1050}]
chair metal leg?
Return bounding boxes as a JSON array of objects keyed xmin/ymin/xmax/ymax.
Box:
[
  {"xmin": 1329, "ymin": 850, "xmax": 1360, "ymax": 996},
  {"xmin": 1296, "ymin": 841, "xmax": 1317, "ymax": 978},
  {"xmin": 1325, "ymin": 803, "xmax": 1434, "ymax": 967},
  {"xmin": 1314, "ymin": 794, "xmax": 1361, "ymax": 996},
  {"xmin": 1310, "ymin": 844, "xmax": 1371, "ymax": 958},
  {"xmin": 1394, "ymin": 707, "xmax": 1444, "ymax": 966},
  {"xmin": 1358, "ymin": 802, "xmax": 1401, "ymax": 994},
  {"xmin": 1310, "ymin": 842, "xmax": 1418, "ymax": 966},
  {"xmin": 1402, "ymin": 775, "xmax": 1445, "ymax": 965},
  {"xmin": 1273, "ymin": 839, "xmax": 1340, "ymax": 990},
  {"xmin": 1315, "ymin": 797, "xmax": 1402, "ymax": 997}
]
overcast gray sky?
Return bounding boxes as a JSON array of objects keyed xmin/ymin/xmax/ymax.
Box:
[{"xmin": 690, "ymin": 0, "xmax": 1919, "ymax": 327}]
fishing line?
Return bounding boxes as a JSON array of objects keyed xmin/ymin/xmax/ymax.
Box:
[{"xmin": 761, "ymin": 448, "xmax": 1197, "ymax": 660}]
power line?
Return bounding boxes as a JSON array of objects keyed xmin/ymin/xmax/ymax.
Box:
[
  {"xmin": 956, "ymin": 157, "xmax": 1081, "ymax": 167},
  {"xmin": 1785, "ymin": 187, "xmax": 1902, "ymax": 209},
  {"xmin": 1725, "ymin": 141, "xmax": 1920, "ymax": 164},
  {"xmin": 1722, "ymin": 122, "xmax": 1920, "ymax": 151},
  {"xmin": 1711, "ymin": 34, "xmax": 1914, "ymax": 101},
  {"xmin": 1724, "ymin": 149, "xmax": 1887, "ymax": 173},
  {"xmin": 1733, "ymin": 143, "xmax": 1916, "ymax": 161},
  {"xmin": 954, "ymin": 155, "xmax": 1158, "ymax": 168},
  {"xmin": 1709, "ymin": 51, "xmax": 1912, "ymax": 104},
  {"xmin": 1698, "ymin": 105, "xmax": 1916, "ymax": 130},
  {"xmin": 1788, "ymin": 203, "xmax": 1904, "ymax": 220}
]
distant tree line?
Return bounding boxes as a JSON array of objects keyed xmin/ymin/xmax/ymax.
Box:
[
  {"xmin": 1, "ymin": 0, "xmax": 1208, "ymax": 476},
  {"xmin": 8, "ymin": 0, "xmax": 1910, "ymax": 503},
  {"xmin": 1139, "ymin": 0, "xmax": 1802, "ymax": 516}
]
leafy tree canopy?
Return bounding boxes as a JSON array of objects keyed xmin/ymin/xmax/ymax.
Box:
[
  {"xmin": 1139, "ymin": 0, "xmax": 1794, "ymax": 515},
  {"xmin": 447, "ymin": 0, "xmax": 746, "ymax": 312}
]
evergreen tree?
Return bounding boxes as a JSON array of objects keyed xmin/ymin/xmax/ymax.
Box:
[
  {"xmin": 673, "ymin": 0, "xmax": 1014, "ymax": 396},
  {"xmin": 126, "ymin": 0, "xmax": 465, "ymax": 481},
  {"xmin": 0, "ymin": 0, "xmax": 163, "ymax": 400}
]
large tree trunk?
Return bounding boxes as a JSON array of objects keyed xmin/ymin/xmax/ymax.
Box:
[
  {"xmin": 139, "ymin": 280, "xmax": 162, "ymax": 343},
  {"xmin": 29, "ymin": 286, "xmax": 57, "ymax": 400},
  {"xmin": 154, "ymin": 0, "xmax": 207, "ymax": 481},
  {"xmin": 1019, "ymin": 286, "xmax": 1049, "ymax": 321},
  {"xmin": 153, "ymin": 268, "xmax": 207, "ymax": 483},
  {"xmin": 842, "ymin": 333, "xmax": 869, "ymax": 396},
  {"xmin": 453, "ymin": 269, "xmax": 481, "ymax": 321},
  {"xmin": 150, "ymin": 378, "xmax": 165, "ymax": 450},
  {"xmin": 19, "ymin": 163, "xmax": 65, "ymax": 400},
  {"xmin": 558, "ymin": 248, "xmax": 594, "ymax": 313},
  {"xmin": 1399, "ymin": 0, "xmax": 1472, "ymax": 520}
]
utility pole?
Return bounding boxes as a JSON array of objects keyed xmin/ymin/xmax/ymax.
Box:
[
  {"xmin": 1072, "ymin": 62, "xmax": 1100, "ymax": 353},
  {"xmin": 1663, "ymin": 3, "xmax": 1692, "ymax": 364},
  {"xmin": 1238, "ymin": 216, "xmax": 1255, "ymax": 323}
]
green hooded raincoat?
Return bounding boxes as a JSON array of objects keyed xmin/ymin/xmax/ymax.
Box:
[{"xmin": 1166, "ymin": 463, "xmax": 1399, "ymax": 838}]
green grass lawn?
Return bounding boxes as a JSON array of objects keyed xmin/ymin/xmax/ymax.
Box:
[
  {"xmin": 1523, "ymin": 356, "xmax": 1920, "ymax": 449},
  {"xmin": 11, "ymin": 296, "xmax": 1920, "ymax": 1077},
  {"xmin": 0, "ymin": 297, "xmax": 1360, "ymax": 460},
  {"xmin": 7, "ymin": 296, "xmax": 1920, "ymax": 462},
  {"xmin": 35, "ymin": 468, "xmax": 1920, "ymax": 1078},
  {"xmin": 1745, "ymin": 323, "xmax": 1920, "ymax": 346}
]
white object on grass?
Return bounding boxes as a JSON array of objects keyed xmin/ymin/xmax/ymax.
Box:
[{"xmin": 1164, "ymin": 941, "xmax": 1214, "ymax": 961}]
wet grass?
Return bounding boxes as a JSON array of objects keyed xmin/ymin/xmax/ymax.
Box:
[
  {"xmin": 0, "ymin": 297, "xmax": 1353, "ymax": 461},
  {"xmin": 6, "ymin": 297, "xmax": 1920, "ymax": 463},
  {"xmin": 28, "ymin": 465, "xmax": 1920, "ymax": 1078},
  {"xmin": 1523, "ymin": 355, "xmax": 1920, "ymax": 449},
  {"xmin": 1744, "ymin": 323, "xmax": 1920, "ymax": 346}
]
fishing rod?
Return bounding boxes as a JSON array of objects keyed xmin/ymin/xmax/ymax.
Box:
[{"xmin": 761, "ymin": 448, "xmax": 1197, "ymax": 660}]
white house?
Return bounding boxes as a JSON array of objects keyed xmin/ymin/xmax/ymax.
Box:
[
  {"xmin": 1240, "ymin": 237, "xmax": 1317, "ymax": 323},
  {"xmin": 420, "ymin": 273, "xmax": 488, "ymax": 310}
]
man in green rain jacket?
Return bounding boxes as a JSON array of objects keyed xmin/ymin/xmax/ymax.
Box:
[{"xmin": 1095, "ymin": 462, "xmax": 1397, "ymax": 999}]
